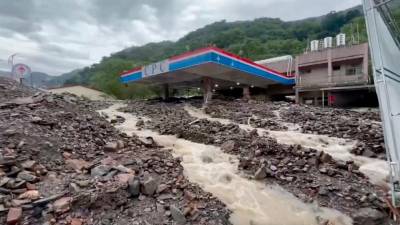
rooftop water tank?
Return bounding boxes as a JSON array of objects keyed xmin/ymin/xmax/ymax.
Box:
[
  {"xmin": 336, "ymin": 33, "xmax": 346, "ymax": 46},
  {"xmin": 324, "ymin": 37, "xmax": 333, "ymax": 48},
  {"xmin": 310, "ymin": 40, "xmax": 319, "ymax": 51}
]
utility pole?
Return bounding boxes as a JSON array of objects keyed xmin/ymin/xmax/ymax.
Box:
[{"xmin": 8, "ymin": 53, "xmax": 17, "ymax": 79}]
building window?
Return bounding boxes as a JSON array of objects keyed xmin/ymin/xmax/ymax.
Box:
[
  {"xmin": 300, "ymin": 69, "xmax": 311, "ymax": 75},
  {"xmin": 333, "ymin": 65, "xmax": 341, "ymax": 76},
  {"xmin": 345, "ymin": 64, "xmax": 362, "ymax": 76}
]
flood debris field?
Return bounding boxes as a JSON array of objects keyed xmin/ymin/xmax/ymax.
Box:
[
  {"xmin": 0, "ymin": 75, "xmax": 393, "ymax": 225},
  {"xmin": 120, "ymin": 99, "xmax": 393, "ymax": 225},
  {"xmin": 203, "ymin": 99, "xmax": 384, "ymax": 159},
  {"xmin": 0, "ymin": 77, "xmax": 230, "ymax": 225}
]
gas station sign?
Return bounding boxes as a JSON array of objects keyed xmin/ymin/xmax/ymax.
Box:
[{"xmin": 142, "ymin": 60, "xmax": 169, "ymax": 78}]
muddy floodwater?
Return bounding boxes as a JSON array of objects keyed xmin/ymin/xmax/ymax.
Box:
[{"xmin": 99, "ymin": 104, "xmax": 353, "ymax": 225}]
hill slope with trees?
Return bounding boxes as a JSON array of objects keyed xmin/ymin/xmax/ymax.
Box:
[{"xmin": 54, "ymin": 4, "xmax": 399, "ymax": 99}]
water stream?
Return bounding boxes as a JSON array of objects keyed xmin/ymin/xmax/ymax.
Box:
[
  {"xmin": 99, "ymin": 104, "xmax": 352, "ymax": 225},
  {"xmin": 184, "ymin": 105, "xmax": 389, "ymax": 186}
]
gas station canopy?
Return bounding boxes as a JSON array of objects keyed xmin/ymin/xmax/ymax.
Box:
[{"xmin": 120, "ymin": 47, "xmax": 295, "ymax": 88}]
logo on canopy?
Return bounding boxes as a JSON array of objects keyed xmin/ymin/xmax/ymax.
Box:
[{"xmin": 142, "ymin": 60, "xmax": 169, "ymax": 78}]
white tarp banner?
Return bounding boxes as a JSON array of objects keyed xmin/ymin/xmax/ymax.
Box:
[{"xmin": 364, "ymin": 0, "xmax": 400, "ymax": 202}]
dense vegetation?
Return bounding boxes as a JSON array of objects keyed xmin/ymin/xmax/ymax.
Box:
[{"xmin": 57, "ymin": 4, "xmax": 398, "ymax": 99}]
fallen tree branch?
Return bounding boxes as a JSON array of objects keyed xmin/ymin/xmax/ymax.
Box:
[{"xmin": 189, "ymin": 119, "xmax": 200, "ymax": 125}]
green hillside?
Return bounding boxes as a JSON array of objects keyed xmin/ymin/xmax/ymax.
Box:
[{"xmin": 57, "ymin": 4, "xmax": 398, "ymax": 99}]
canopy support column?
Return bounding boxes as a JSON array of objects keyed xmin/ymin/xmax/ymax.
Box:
[
  {"xmin": 203, "ymin": 77, "xmax": 213, "ymax": 105},
  {"xmin": 162, "ymin": 84, "xmax": 169, "ymax": 100},
  {"xmin": 243, "ymin": 86, "xmax": 251, "ymax": 100}
]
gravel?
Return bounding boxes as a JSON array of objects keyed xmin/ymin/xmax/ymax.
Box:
[
  {"xmin": 121, "ymin": 99, "xmax": 391, "ymax": 224},
  {"xmin": 0, "ymin": 78, "xmax": 230, "ymax": 225}
]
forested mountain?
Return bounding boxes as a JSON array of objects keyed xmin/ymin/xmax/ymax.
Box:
[
  {"xmin": 57, "ymin": 4, "xmax": 398, "ymax": 99},
  {"xmin": 21, "ymin": 72, "xmax": 53, "ymax": 88}
]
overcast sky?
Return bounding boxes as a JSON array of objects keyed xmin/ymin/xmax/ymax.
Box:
[{"xmin": 0, "ymin": 0, "xmax": 360, "ymax": 75}]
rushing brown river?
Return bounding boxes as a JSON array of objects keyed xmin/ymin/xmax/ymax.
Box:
[{"xmin": 99, "ymin": 103, "xmax": 353, "ymax": 225}]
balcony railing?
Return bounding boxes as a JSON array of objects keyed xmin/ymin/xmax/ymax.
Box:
[{"xmin": 296, "ymin": 73, "xmax": 368, "ymax": 88}]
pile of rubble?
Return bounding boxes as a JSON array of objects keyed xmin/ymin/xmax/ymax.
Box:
[
  {"xmin": 122, "ymin": 100, "xmax": 391, "ymax": 225},
  {"xmin": 280, "ymin": 104, "xmax": 384, "ymax": 158},
  {"xmin": 0, "ymin": 79, "xmax": 230, "ymax": 225},
  {"xmin": 203, "ymin": 99, "xmax": 288, "ymax": 130},
  {"xmin": 201, "ymin": 99, "xmax": 385, "ymax": 159},
  {"xmin": 0, "ymin": 77, "xmax": 36, "ymax": 102}
]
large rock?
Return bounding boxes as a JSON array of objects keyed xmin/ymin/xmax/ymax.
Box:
[
  {"xmin": 254, "ymin": 167, "xmax": 266, "ymax": 180},
  {"xmin": 17, "ymin": 171, "xmax": 37, "ymax": 182},
  {"xmin": 113, "ymin": 164, "xmax": 134, "ymax": 174},
  {"xmin": 53, "ymin": 197, "xmax": 72, "ymax": 213},
  {"xmin": 136, "ymin": 119, "xmax": 144, "ymax": 127},
  {"xmin": 319, "ymin": 151, "xmax": 332, "ymax": 163},
  {"xmin": 70, "ymin": 218, "xmax": 83, "ymax": 225},
  {"xmin": 128, "ymin": 177, "xmax": 140, "ymax": 197},
  {"xmin": 7, "ymin": 207, "xmax": 22, "ymax": 225},
  {"xmin": 170, "ymin": 205, "xmax": 186, "ymax": 225},
  {"xmin": 141, "ymin": 176, "xmax": 158, "ymax": 196},
  {"xmin": 65, "ymin": 159, "xmax": 90, "ymax": 171},
  {"xmin": 363, "ymin": 149, "xmax": 377, "ymax": 158},
  {"xmin": 91, "ymin": 165, "xmax": 111, "ymax": 177},
  {"xmin": 352, "ymin": 207, "xmax": 386, "ymax": 225},
  {"xmin": 221, "ymin": 140, "xmax": 236, "ymax": 152},
  {"xmin": 20, "ymin": 160, "xmax": 36, "ymax": 170},
  {"xmin": 18, "ymin": 190, "xmax": 40, "ymax": 200},
  {"xmin": 115, "ymin": 173, "xmax": 134, "ymax": 186},
  {"xmin": 104, "ymin": 142, "xmax": 119, "ymax": 152}
]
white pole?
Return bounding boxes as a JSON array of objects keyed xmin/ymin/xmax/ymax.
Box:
[{"xmin": 8, "ymin": 53, "xmax": 17, "ymax": 80}]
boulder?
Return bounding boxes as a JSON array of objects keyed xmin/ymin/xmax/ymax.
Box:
[
  {"xmin": 91, "ymin": 165, "xmax": 111, "ymax": 177},
  {"xmin": 7, "ymin": 207, "xmax": 22, "ymax": 225},
  {"xmin": 170, "ymin": 205, "xmax": 186, "ymax": 225},
  {"xmin": 136, "ymin": 119, "xmax": 144, "ymax": 127},
  {"xmin": 319, "ymin": 152, "xmax": 332, "ymax": 163},
  {"xmin": 363, "ymin": 149, "xmax": 377, "ymax": 158},
  {"xmin": 18, "ymin": 190, "xmax": 40, "ymax": 200},
  {"xmin": 65, "ymin": 159, "xmax": 90, "ymax": 171},
  {"xmin": 53, "ymin": 197, "xmax": 72, "ymax": 213},
  {"xmin": 141, "ymin": 176, "xmax": 158, "ymax": 196},
  {"xmin": 352, "ymin": 208, "xmax": 386, "ymax": 225},
  {"xmin": 113, "ymin": 164, "xmax": 134, "ymax": 174},
  {"xmin": 20, "ymin": 160, "xmax": 36, "ymax": 170},
  {"xmin": 17, "ymin": 171, "xmax": 37, "ymax": 182},
  {"xmin": 115, "ymin": 173, "xmax": 134, "ymax": 186},
  {"xmin": 70, "ymin": 218, "xmax": 83, "ymax": 225},
  {"xmin": 104, "ymin": 142, "xmax": 119, "ymax": 152},
  {"xmin": 128, "ymin": 177, "xmax": 140, "ymax": 197},
  {"xmin": 254, "ymin": 167, "xmax": 266, "ymax": 180},
  {"xmin": 221, "ymin": 140, "xmax": 236, "ymax": 152}
]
